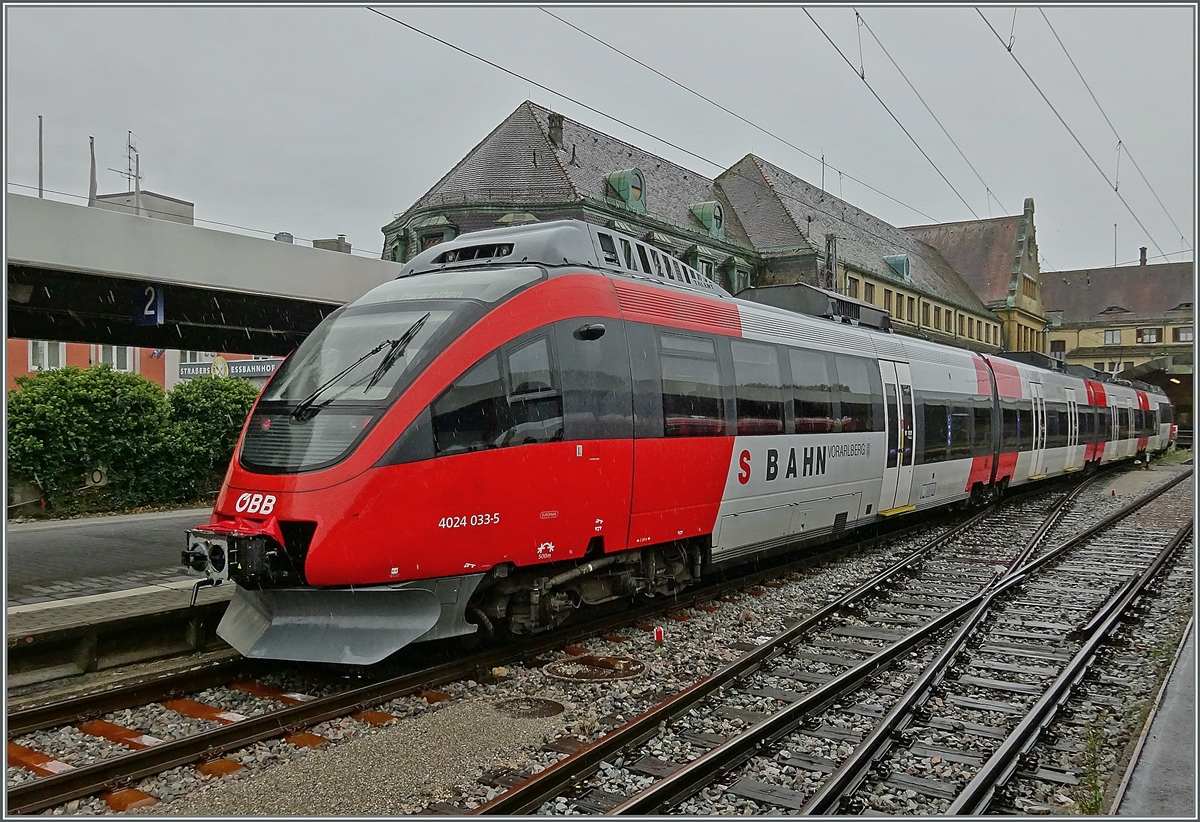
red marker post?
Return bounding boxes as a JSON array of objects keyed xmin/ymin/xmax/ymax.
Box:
[{"xmin": 654, "ymin": 626, "xmax": 664, "ymax": 651}]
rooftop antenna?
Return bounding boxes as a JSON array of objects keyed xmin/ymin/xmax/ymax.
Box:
[{"xmin": 107, "ymin": 130, "xmax": 140, "ymax": 192}]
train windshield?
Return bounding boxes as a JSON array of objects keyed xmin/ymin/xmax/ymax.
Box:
[{"xmin": 262, "ymin": 307, "xmax": 455, "ymax": 403}]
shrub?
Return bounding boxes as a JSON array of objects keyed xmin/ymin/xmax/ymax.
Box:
[
  {"xmin": 169, "ymin": 375, "xmax": 261, "ymax": 493},
  {"xmin": 7, "ymin": 367, "xmax": 262, "ymax": 515},
  {"xmin": 7, "ymin": 365, "xmax": 172, "ymax": 512}
]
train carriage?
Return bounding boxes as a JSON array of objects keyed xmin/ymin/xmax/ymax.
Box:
[{"xmin": 183, "ymin": 219, "xmax": 1171, "ymax": 665}]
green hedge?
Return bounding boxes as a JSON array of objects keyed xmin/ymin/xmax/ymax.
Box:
[{"xmin": 7, "ymin": 366, "xmax": 260, "ymax": 515}]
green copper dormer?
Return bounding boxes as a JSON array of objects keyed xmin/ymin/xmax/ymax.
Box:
[
  {"xmin": 691, "ymin": 201, "xmax": 726, "ymax": 240},
  {"xmin": 607, "ymin": 168, "xmax": 647, "ymax": 213}
]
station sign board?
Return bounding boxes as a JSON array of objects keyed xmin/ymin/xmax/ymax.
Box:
[{"xmin": 179, "ymin": 358, "xmax": 284, "ymax": 380}]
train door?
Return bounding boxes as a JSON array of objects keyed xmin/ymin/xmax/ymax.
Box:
[
  {"xmin": 1029, "ymin": 382, "xmax": 1048, "ymax": 477},
  {"xmin": 1108, "ymin": 404, "xmax": 1119, "ymax": 462},
  {"xmin": 1065, "ymin": 388, "xmax": 1082, "ymax": 469},
  {"xmin": 878, "ymin": 360, "xmax": 915, "ymax": 514}
]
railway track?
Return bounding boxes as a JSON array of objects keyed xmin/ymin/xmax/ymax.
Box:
[
  {"xmin": 4, "ymin": 500, "xmax": 964, "ymax": 815},
  {"xmin": 465, "ymin": 467, "xmax": 1192, "ymax": 815}
]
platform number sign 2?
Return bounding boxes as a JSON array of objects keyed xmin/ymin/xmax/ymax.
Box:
[{"xmin": 135, "ymin": 285, "xmax": 165, "ymax": 327}]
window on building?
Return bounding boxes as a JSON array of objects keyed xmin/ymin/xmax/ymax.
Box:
[
  {"xmin": 1123, "ymin": 361, "xmax": 1134, "ymax": 371},
  {"xmin": 1136, "ymin": 327, "xmax": 1162, "ymax": 343},
  {"xmin": 1173, "ymin": 326, "xmax": 1194, "ymax": 342},
  {"xmin": 922, "ymin": 302, "xmax": 930, "ymax": 326},
  {"xmin": 1108, "ymin": 361, "xmax": 1119, "ymax": 372},
  {"xmin": 906, "ymin": 296, "xmax": 915, "ymax": 323},
  {"xmin": 933, "ymin": 306, "xmax": 941, "ymax": 330},
  {"xmin": 98, "ymin": 345, "xmax": 133, "ymax": 372},
  {"xmin": 420, "ymin": 233, "xmax": 444, "ymax": 251},
  {"xmin": 29, "ymin": 340, "xmax": 63, "ymax": 371},
  {"xmin": 958, "ymin": 314, "xmax": 965, "ymax": 336},
  {"xmin": 847, "ymin": 277, "xmax": 859, "ymax": 299},
  {"xmin": 698, "ymin": 259, "xmax": 714, "ymax": 280},
  {"xmin": 1050, "ymin": 339, "xmax": 1066, "ymax": 360},
  {"xmin": 968, "ymin": 317, "xmax": 975, "ymax": 339},
  {"xmin": 1093, "ymin": 362, "xmax": 1105, "ymax": 372},
  {"xmin": 883, "ymin": 289, "xmax": 893, "ymax": 314},
  {"xmin": 863, "ymin": 282, "xmax": 875, "ymax": 304},
  {"xmin": 1021, "ymin": 277, "xmax": 1037, "ymax": 298},
  {"xmin": 985, "ymin": 324, "xmax": 991, "ymax": 344},
  {"xmin": 1104, "ymin": 329, "xmax": 1122, "ymax": 345},
  {"xmin": 181, "ymin": 350, "xmax": 205, "ymax": 363}
]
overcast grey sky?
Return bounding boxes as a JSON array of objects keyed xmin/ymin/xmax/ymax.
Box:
[{"xmin": 5, "ymin": 5, "xmax": 1195, "ymax": 272}]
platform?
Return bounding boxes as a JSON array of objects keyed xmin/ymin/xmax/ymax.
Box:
[{"xmin": 1115, "ymin": 618, "xmax": 1195, "ymax": 817}]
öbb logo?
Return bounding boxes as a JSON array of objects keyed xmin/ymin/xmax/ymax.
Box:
[{"xmin": 234, "ymin": 492, "xmax": 276, "ymax": 515}]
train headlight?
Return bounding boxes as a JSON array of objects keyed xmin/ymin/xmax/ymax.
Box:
[{"xmin": 208, "ymin": 543, "xmax": 226, "ymax": 573}]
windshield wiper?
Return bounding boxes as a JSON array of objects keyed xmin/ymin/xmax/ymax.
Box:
[
  {"xmin": 290, "ymin": 338, "xmax": 396, "ymax": 422},
  {"xmin": 364, "ymin": 312, "xmax": 430, "ymax": 393}
]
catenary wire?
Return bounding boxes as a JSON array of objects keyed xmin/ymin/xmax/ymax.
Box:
[
  {"xmin": 855, "ymin": 9, "xmax": 1010, "ymax": 215},
  {"xmin": 1039, "ymin": 8, "xmax": 1192, "ymax": 251},
  {"xmin": 6, "ymin": 182, "xmax": 383, "ymax": 259},
  {"xmin": 538, "ymin": 7, "xmax": 941, "ymax": 224},
  {"xmin": 976, "ymin": 8, "xmax": 1169, "ymax": 261},
  {"xmin": 366, "ymin": 5, "xmax": 990, "ymax": 280},
  {"xmin": 804, "ymin": 8, "xmax": 982, "ymax": 220}
]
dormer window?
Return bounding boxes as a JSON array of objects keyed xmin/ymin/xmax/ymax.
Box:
[
  {"xmin": 691, "ymin": 201, "xmax": 726, "ymax": 240},
  {"xmin": 607, "ymin": 168, "xmax": 646, "ymax": 213}
]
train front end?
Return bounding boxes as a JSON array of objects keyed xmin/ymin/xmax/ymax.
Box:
[{"xmin": 182, "ymin": 244, "xmax": 555, "ymax": 666}]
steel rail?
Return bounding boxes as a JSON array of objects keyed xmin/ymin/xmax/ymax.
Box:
[
  {"xmin": 7, "ymin": 658, "xmax": 254, "ymax": 739},
  {"xmin": 612, "ymin": 468, "xmax": 1192, "ymax": 815},
  {"xmin": 471, "ymin": 499, "xmax": 1016, "ymax": 814},
  {"xmin": 3, "ymin": 513, "xmax": 947, "ymax": 816},
  {"xmin": 948, "ymin": 517, "xmax": 1194, "ymax": 815}
]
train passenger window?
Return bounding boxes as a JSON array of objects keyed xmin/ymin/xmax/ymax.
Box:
[
  {"xmin": 659, "ymin": 332, "xmax": 724, "ymax": 437},
  {"xmin": 1017, "ymin": 403, "xmax": 1033, "ymax": 449},
  {"xmin": 922, "ymin": 400, "xmax": 949, "ymax": 463},
  {"xmin": 597, "ymin": 233, "xmax": 620, "ymax": 265},
  {"xmin": 1118, "ymin": 407, "xmax": 1130, "ymax": 439},
  {"xmin": 554, "ymin": 319, "xmax": 633, "ymax": 441},
  {"xmin": 974, "ymin": 405, "xmax": 993, "ymax": 455},
  {"xmin": 1159, "ymin": 402, "xmax": 1173, "ymax": 425},
  {"xmin": 790, "ymin": 350, "xmax": 837, "ymax": 433},
  {"xmin": 833, "ymin": 355, "xmax": 879, "ymax": 433},
  {"xmin": 431, "ymin": 353, "xmax": 507, "ymax": 456},
  {"xmin": 504, "ymin": 336, "xmax": 564, "ymax": 447},
  {"xmin": 1098, "ymin": 406, "xmax": 1111, "ymax": 440},
  {"xmin": 884, "ymin": 383, "xmax": 899, "ymax": 468},
  {"xmin": 731, "ymin": 341, "xmax": 784, "ymax": 435},
  {"xmin": 949, "ymin": 407, "xmax": 972, "ymax": 459},
  {"xmin": 636, "ymin": 244, "xmax": 653, "ymax": 274},
  {"xmin": 1001, "ymin": 405, "xmax": 1019, "ymax": 450},
  {"xmin": 620, "ymin": 238, "xmax": 636, "ymax": 270}
]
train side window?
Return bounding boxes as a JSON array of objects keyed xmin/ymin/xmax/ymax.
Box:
[
  {"xmin": 636, "ymin": 244, "xmax": 653, "ymax": 274},
  {"xmin": 1159, "ymin": 402, "xmax": 1173, "ymax": 425},
  {"xmin": 973, "ymin": 404, "xmax": 993, "ymax": 456},
  {"xmin": 620, "ymin": 238, "xmax": 636, "ymax": 270},
  {"xmin": 597, "ymin": 233, "xmax": 620, "ymax": 265},
  {"xmin": 922, "ymin": 399, "xmax": 949, "ymax": 463},
  {"xmin": 1001, "ymin": 404, "xmax": 1019, "ymax": 450},
  {"xmin": 790, "ymin": 349, "xmax": 837, "ymax": 433},
  {"xmin": 502, "ymin": 335, "xmax": 563, "ymax": 447},
  {"xmin": 1098, "ymin": 406, "xmax": 1111, "ymax": 440},
  {"xmin": 832, "ymin": 355, "xmax": 877, "ymax": 433},
  {"xmin": 884, "ymin": 383, "xmax": 899, "ymax": 468},
  {"xmin": 731, "ymin": 341, "xmax": 784, "ymax": 435},
  {"xmin": 431, "ymin": 352, "xmax": 507, "ymax": 456},
  {"xmin": 949, "ymin": 406, "xmax": 972, "ymax": 459},
  {"xmin": 553, "ymin": 318, "xmax": 633, "ymax": 441},
  {"xmin": 1017, "ymin": 402, "xmax": 1033, "ymax": 448},
  {"xmin": 659, "ymin": 332, "xmax": 724, "ymax": 437}
]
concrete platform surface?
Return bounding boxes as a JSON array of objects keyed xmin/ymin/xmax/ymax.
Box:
[
  {"xmin": 6, "ymin": 506, "xmax": 210, "ymax": 602},
  {"xmin": 1117, "ymin": 622, "xmax": 1195, "ymax": 817}
]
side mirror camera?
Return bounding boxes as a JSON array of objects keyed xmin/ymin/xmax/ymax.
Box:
[{"xmin": 573, "ymin": 323, "xmax": 606, "ymax": 341}]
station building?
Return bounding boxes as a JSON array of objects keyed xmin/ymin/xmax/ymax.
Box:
[{"xmin": 380, "ymin": 101, "xmax": 1049, "ymax": 357}]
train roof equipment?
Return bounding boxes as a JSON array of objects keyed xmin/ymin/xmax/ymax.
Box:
[
  {"xmin": 396, "ymin": 219, "xmax": 729, "ymax": 298},
  {"xmin": 737, "ymin": 282, "xmax": 893, "ymax": 332}
]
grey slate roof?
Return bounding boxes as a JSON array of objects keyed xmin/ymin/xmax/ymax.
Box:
[
  {"xmin": 1039, "ymin": 262, "xmax": 1194, "ymax": 324},
  {"xmin": 903, "ymin": 214, "xmax": 1024, "ymax": 306},
  {"xmin": 727, "ymin": 155, "xmax": 994, "ymax": 316}
]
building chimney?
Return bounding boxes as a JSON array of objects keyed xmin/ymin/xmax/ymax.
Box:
[
  {"xmin": 1139, "ymin": 246, "xmax": 1147, "ymax": 266},
  {"xmin": 548, "ymin": 111, "xmax": 564, "ymax": 149}
]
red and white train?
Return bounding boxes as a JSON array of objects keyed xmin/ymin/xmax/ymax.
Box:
[{"xmin": 184, "ymin": 220, "xmax": 1175, "ymax": 665}]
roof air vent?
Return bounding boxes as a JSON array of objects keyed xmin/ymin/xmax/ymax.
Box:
[{"xmin": 884, "ymin": 254, "xmax": 911, "ymax": 281}]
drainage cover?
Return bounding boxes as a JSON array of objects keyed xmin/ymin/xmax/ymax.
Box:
[
  {"xmin": 493, "ymin": 697, "xmax": 565, "ymax": 718},
  {"xmin": 543, "ymin": 654, "xmax": 646, "ymax": 681}
]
